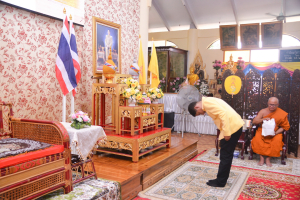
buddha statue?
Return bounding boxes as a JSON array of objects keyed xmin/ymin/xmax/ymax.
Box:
[
  {"xmin": 222, "ymin": 54, "xmax": 237, "ymax": 74},
  {"xmin": 187, "ymin": 65, "xmax": 199, "ymax": 85}
]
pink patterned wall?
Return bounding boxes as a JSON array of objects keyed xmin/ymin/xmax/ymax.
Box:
[{"xmin": 0, "ymin": 0, "xmax": 140, "ymax": 120}]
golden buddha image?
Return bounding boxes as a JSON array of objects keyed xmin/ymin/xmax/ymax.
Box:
[{"xmin": 187, "ymin": 65, "xmax": 199, "ymax": 85}]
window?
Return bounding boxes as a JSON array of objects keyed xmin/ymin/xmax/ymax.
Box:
[
  {"xmin": 148, "ymin": 40, "xmax": 177, "ymax": 48},
  {"xmin": 282, "ymin": 35, "xmax": 300, "ymax": 47},
  {"xmin": 250, "ymin": 49, "xmax": 279, "ymax": 62},
  {"xmin": 207, "ymin": 34, "xmax": 300, "ymax": 50},
  {"xmin": 208, "ymin": 39, "xmax": 220, "ymax": 49},
  {"xmin": 224, "ymin": 51, "xmax": 250, "ymax": 62}
]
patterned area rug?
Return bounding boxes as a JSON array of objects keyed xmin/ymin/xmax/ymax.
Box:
[
  {"xmin": 193, "ymin": 148, "xmax": 300, "ymax": 176},
  {"xmin": 37, "ymin": 178, "xmax": 121, "ymax": 200},
  {"xmin": 192, "ymin": 149, "xmax": 300, "ymax": 200},
  {"xmin": 138, "ymin": 162, "xmax": 249, "ymax": 200},
  {"xmin": 135, "ymin": 149, "xmax": 300, "ymax": 200}
]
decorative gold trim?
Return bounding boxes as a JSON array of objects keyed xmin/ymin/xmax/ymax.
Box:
[
  {"xmin": 98, "ymin": 140, "xmax": 132, "ymax": 151},
  {"xmin": 139, "ymin": 133, "xmax": 169, "ymax": 150},
  {"xmin": 158, "ymin": 106, "xmax": 164, "ymax": 114},
  {"xmin": 121, "ymin": 110, "xmax": 131, "ymax": 117},
  {"xmin": 120, "ymin": 86, "xmax": 128, "ymax": 94},
  {"xmin": 119, "ymin": 98, "xmax": 125, "ymax": 106},
  {"xmin": 151, "ymin": 107, "xmax": 155, "ymax": 114},
  {"xmin": 135, "ymin": 110, "xmax": 141, "ymax": 117},
  {"xmin": 115, "ymin": 74, "xmax": 131, "ymax": 84},
  {"xmin": 143, "ymin": 117, "xmax": 156, "ymax": 127},
  {"xmin": 94, "ymin": 86, "xmax": 116, "ymax": 94}
]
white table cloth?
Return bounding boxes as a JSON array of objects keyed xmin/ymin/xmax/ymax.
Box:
[
  {"xmin": 61, "ymin": 122, "xmax": 106, "ymax": 160},
  {"xmin": 159, "ymin": 93, "xmax": 217, "ymax": 135}
]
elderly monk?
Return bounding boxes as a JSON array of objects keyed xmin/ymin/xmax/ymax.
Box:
[
  {"xmin": 251, "ymin": 97, "xmax": 290, "ymax": 167},
  {"xmin": 188, "ymin": 97, "xmax": 244, "ymax": 187}
]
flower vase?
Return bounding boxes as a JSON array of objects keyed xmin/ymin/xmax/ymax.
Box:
[
  {"xmin": 215, "ymin": 69, "xmax": 219, "ymax": 80},
  {"xmin": 71, "ymin": 122, "xmax": 90, "ymax": 129},
  {"xmin": 152, "ymin": 99, "xmax": 159, "ymax": 104},
  {"xmin": 128, "ymin": 98, "xmax": 136, "ymax": 107}
]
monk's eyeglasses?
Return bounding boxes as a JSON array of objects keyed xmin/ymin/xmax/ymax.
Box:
[{"xmin": 268, "ymin": 104, "xmax": 278, "ymax": 107}]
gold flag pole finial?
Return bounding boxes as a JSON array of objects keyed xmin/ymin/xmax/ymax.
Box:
[
  {"xmin": 139, "ymin": 35, "xmax": 141, "ymax": 38},
  {"xmin": 63, "ymin": 8, "xmax": 66, "ymax": 14},
  {"xmin": 69, "ymin": 14, "xmax": 72, "ymax": 20}
]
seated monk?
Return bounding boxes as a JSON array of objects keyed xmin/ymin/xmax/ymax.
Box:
[
  {"xmin": 251, "ymin": 97, "xmax": 290, "ymax": 167},
  {"xmin": 187, "ymin": 65, "xmax": 199, "ymax": 85}
]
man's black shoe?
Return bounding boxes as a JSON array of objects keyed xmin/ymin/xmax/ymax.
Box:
[
  {"xmin": 207, "ymin": 179, "xmax": 218, "ymax": 183},
  {"xmin": 206, "ymin": 181, "xmax": 226, "ymax": 187}
]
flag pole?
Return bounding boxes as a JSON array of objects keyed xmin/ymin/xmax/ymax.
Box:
[
  {"xmin": 62, "ymin": 95, "xmax": 66, "ymax": 122},
  {"xmin": 150, "ymin": 38, "xmax": 153, "ymax": 85},
  {"xmin": 70, "ymin": 14, "xmax": 75, "ymax": 115},
  {"xmin": 62, "ymin": 8, "xmax": 67, "ymax": 122}
]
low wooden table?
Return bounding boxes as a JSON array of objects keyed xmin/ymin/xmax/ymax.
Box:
[{"xmin": 61, "ymin": 122, "xmax": 106, "ymax": 184}]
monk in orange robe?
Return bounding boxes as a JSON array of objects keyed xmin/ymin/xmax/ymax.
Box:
[{"xmin": 251, "ymin": 97, "xmax": 290, "ymax": 167}]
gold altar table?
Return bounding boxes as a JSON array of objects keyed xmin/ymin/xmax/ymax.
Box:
[{"xmin": 95, "ymin": 127, "xmax": 171, "ymax": 162}]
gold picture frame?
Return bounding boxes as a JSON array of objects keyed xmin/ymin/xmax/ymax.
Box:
[
  {"xmin": 240, "ymin": 23, "xmax": 259, "ymax": 49},
  {"xmin": 261, "ymin": 21, "xmax": 283, "ymax": 48},
  {"xmin": 219, "ymin": 25, "xmax": 238, "ymax": 50},
  {"xmin": 93, "ymin": 17, "xmax": 121, "ymax": 76}
]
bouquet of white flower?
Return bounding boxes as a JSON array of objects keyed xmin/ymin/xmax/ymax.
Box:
[
  {"xmin": 147, "ymin": 87, "xmax": 164, "ymax": 100},
  {"xmin": 121, "ymin": 77, "xmax": 143, "ymax": 101},
  {"xmin": 70, "ymin": 111, "xmax": 91, "ymax": 129}
]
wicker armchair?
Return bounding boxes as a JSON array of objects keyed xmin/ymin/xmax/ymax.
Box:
[
  {"xmin": 0, "ymin": 116, "xmax": 73, "ymax": 199},
  {"xmin": 248, "ymin": 125, "xmax": 288, "ymax": 165}
]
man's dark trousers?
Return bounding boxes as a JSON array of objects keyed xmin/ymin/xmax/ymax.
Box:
[{"xmin": 216, "ymin": 127, "xmax": 243, "ymax": 186}]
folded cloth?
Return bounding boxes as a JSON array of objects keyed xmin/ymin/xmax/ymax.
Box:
[
  {"xmin": 0, "ymin": 138, "xmax": 52, "ymax": 159},
  {"xmin": 262, "ymin": 118, "xmax": 276, "ymax": 137}
]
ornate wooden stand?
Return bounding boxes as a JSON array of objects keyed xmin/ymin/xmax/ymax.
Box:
[
  {"xmin": 92, "ymin": 82, "xmax": 171, "ymax": 162},
  {"xmin": 96, "ymin": 128, "xmax": 171, "ymax": 162}
]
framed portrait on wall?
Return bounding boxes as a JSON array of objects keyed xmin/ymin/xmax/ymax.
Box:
[
  {"xmin": 93, "ymin": 17, "xmax": 121, "ymax": 76},
  {"xmin": 219, "ymin": 25, "xmax": 238, "ymax": 50},
  {"xmin": 240, "ymin": 23, "xmax": 259, "ymax": 49},
  {"xmin": 261, "ymin": 21, "xmax": 283, "ymax": 48}
]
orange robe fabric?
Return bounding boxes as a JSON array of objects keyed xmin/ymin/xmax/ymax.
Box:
[{"xmin": 251, "ymin": 108, "xmax": 290, "ymax": 157}]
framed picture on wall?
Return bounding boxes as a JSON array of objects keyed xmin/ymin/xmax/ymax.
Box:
[
  {"xmin": 261, "ymin": 21, "xmax": 283, "ymax": 48},
  {"xmin": 93, "ymin": 17, "xmax": 121, "ymax": 76},
  {"xmin": 240, "ymin": 23, "xmax": 259, "ymax": 49},
  {"xmin": 219, "ymin": 25, "xmax": 238, "ymax": 50}
]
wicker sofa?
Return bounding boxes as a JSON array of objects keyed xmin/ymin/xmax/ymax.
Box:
[{"xmin": 0, "ymin": 116, "xmax": 73, "ymax": 199}]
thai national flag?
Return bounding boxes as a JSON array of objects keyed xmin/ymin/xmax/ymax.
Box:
[
  {"xmin": 70, "ymin": 20, "xmax": 81, "ymax": 97},
  {"xmin": 55, "ymin": 15, "xmax": 77, "ymax": 96}
]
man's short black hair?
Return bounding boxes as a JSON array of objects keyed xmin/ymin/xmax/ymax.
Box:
[{"xmin": 188, "ymin": 101, "xmax": 198, "ymax": 117}]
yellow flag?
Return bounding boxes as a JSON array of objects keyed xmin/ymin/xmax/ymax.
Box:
[
  {"xmin": 138, "ymin": 38, "xmax": 146, "ymax": 84},
  {"xmin": 148, "ymin": 42, "xmax": 160, "ymax": 88}
]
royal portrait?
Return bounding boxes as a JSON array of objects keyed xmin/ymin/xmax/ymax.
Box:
[{"xmin": 93, "ymin": 17, "xmax": 121, "ymax": 76}]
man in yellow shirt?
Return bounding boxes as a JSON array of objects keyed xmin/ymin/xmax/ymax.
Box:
[{"xmin": 188, "ymin": 97, "xmax": 244, "ymax": 187}]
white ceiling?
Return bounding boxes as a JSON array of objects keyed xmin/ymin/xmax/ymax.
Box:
[{"xmin": 149, "ymin": 0, "xmax": 300, "ymax": 32}]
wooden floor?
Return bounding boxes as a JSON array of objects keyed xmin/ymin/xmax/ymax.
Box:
[{"xmin": 93, "ymin": 132, "xmax": 300, "ymax": 200}]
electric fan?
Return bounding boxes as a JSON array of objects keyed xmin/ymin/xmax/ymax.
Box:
[
  {"xmin": 265, "ymin": 0, "xmax": 300, "ymax": 23},
  {"xmin": 176, "ymin": 85, "xmax": 201, "ymax": 137}
]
